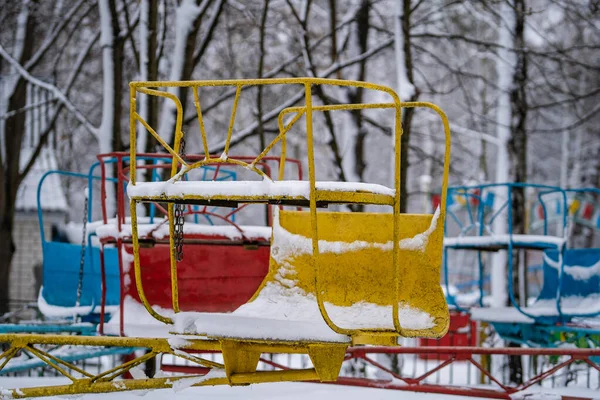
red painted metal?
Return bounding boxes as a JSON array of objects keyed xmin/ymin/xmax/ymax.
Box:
[
  {"xmin": 161, "ymin": 364, "xmax": 211, "ymax": 375},
  {"xmin": 121, "ymin": 239, "xmax": 270, "ymax": 311},
  {"xmin": 418, "ymin": 311, "xmax": 477, "ymax": 359},
  {"xmin": 159, "ymin": 346, "xmax": 600, "ymax": 399},
  {"xmin": 99, "ymin": 246, "xmax": 107, "ymax": 335},
  {"xmin": 339, "ymin": 346, "xmax": 600, "ymax": 399}
]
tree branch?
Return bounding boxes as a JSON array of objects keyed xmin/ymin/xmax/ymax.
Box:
[
  {"xmin": 25, "ymin": 0, "xmax": 88, "ymax": 70},
  {"xmin": 208, "ymin": 36, "xmax": 394, "ymax": 153},
  {"xmin": 121, "ymin": 0, "xmax": 141, "ymax": 68},
  {"xmin": 0, "ymin": 43, "xmax": 99, "ymax": 138},
  {"xmin": 18, "ymin": 28, "xmax": 102, "ymax": 182},
  {"xmin": 183, "ymin": 11, "xmax": 359, "ymax": 125},
  {"xmin": 192, "ymin": 0, "xmax": 227, "ymax": 68}
]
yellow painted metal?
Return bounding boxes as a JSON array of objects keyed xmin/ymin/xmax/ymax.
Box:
[
  {"xmin": 192, "ymin": 86, "xmax": 210, "ymax": 158},
  {"xmin": 221, "ymin": 340, "xmax": 261, "ymax": 383},
  {"xmin": 130, "ymin": 199, "xmax": 174, "ymax": 324},
  {"xmin": 262, "ymin": 209, "xmax": 449, "ymax": 340},
  {"xmin": 307, "ymin": 344, "xmax": 348, "ymax": 382},
  {"xmin": 0, "ymin": 334, "xmax": 347, "ymax": 398},
  {"xmin": 129, "ymin": 190, "xmax": 394, "ymax": 207},
  {"xmin": 118, "ymin": 77, "xmax": 454, "ymax": 390},
  {"xmin": 352, "ymin": 334, "xmax": 398, "ymax": 347},
  {"xmin": 223, "ymin": 85, "xmax": 242, "ymax": 157},
  {"xmin": 127, "ymin": 78, "xmax": 451, "ymax": 337}
]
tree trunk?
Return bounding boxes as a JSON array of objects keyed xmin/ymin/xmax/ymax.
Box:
[
  {"xmin": 507, "ymin": 0, "xmax": 528, "ymax": 385},
  {"xmin": 138, "ymin": 0, "xmax": 159, "ymax": 154},
  {"xmin": 109, "ymin": 0, "xmax": 124, "ymax": 153},
  {"xmin": 346, "ymin": 0, "xmax": 369, "ymax": 212},
  {"xmin": 157, "ymin": 0, "xmax": 214, "ymax": 147},
  {"xmin": 0, "ymin": 3, "xmax": 35, "ymax": 315},
  {"xmin": 398, "ymin": 0, "xmax": 419, "ymax": 213}
]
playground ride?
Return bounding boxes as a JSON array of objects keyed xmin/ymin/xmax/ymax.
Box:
[
  {"xmin": 1, "ymin": 153, "xmax": 281, "ymax": 377},
  {"xmin": 37, "ymin": 169, "xmax": 120, "ymax": 319},
  {"xmin": 0, "ymin": 78, "xmax": 452, "ymax": 397},
  {"xmin": 94, "ymin": 153, "xmax": 287, "ymax": 336},
  {"xmin": 442, "ymin": 184, "xmax": 600, "ymax": 348}
]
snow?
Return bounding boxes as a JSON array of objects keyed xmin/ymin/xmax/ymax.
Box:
[
  {"xmin": 0, "ymin": 378, "xmax": 495, "ymax": 400},
  {"xmin": 443, "ymin": 234, "xmax": 565, "ymax": 248},
  {"xmin": 173, "ymin": 283, "xmax": 351, "ymax": 343},
  {"xmin": 393, "ymin": 1, "xmax": 415, "ymax": 100},
  {"xmin": 234, "ymin": 283, "xmax": 433, "ymax": 331},
  {"xmin": 543, "ymin": 253, "xmax": 600, "ymax": 281},
  {"xmin": 62, "ymin": 217, "xmax": 161, "ymax": 244},
  {"xmin": 172, "ymin": 369, "xmax": 227, "ymax": 392},
  {"xmin": 2, "ymin": 377, "xmax": 597, "ymax": 400},
  {"xmin": 37, "ymin": 288, "xmax": 118, "ymax": 318},
  {"xmin": 127, "ymin": 179, "xmax": 395, "ymax": 200},
  {"xmin": 103, "ymin": 296, "xmax": 173, "ymax": 338},
  {"xmin": 271, "ymin": 207, "xmax": 440, "ymax": 259},
  {"xmin": 470, "ymin": 294, "xmax": 600, "ymax": 323},
  {"xmin": 96, "ymin": 220, "xmax": 272, "ymax": 241},
  {"xmin": 169, "ymin": 207, "xmax": 438, "ymax": 342}
]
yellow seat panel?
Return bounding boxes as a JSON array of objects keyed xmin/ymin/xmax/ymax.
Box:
[{"xmin": 247, "ymin": 209, "xmax": 449, "ymax": 340}]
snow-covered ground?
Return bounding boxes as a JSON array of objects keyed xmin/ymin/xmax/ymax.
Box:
[
  {"xmin": 1, "ymin": 377, "xmax": 599, "ymax": 400},
  {"xmin": 0, "ymin": 378, "xmax": 475, "ymax": 400}
]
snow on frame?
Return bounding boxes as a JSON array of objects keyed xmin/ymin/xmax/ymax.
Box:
[
  {"xmin": 271, "ymin": 206, "xmax": 441, "ymax": 261},
  {"xmin": 443, "ymin": 234, "xmax": 566, "ymax": 248},
  {"xmin": 126, "ymin": 179, "xmax": 395, "ymax": 199},
  {"xmin": 470, "ymin": 294, "xmax": 600, "ymax": 323},
  {"xmin": 96, "ymin": 221, "xmax": 272, "ymax": 241}
]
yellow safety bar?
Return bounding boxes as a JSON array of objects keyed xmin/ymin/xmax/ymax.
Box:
[{"xmin": 128, "ymin": 78, "xmax": 451, "ymax": 338}]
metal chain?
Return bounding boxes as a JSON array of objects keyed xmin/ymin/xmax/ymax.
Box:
[
  {"xmin": 75, "ymin": 191, "xmax": 89, "ymax": 310},
  {"xmin": 174, "ymin": 137, "xmax": 186, "ymax": 261},
  {"xmin": 174, "ymin": 202, "xmax": 185, "ymax": 262}
]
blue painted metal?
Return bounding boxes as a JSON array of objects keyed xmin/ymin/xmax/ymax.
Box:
[
  {"xmin": 37, "ymin": 169, "xmax": 121, "ymax": 315},
  {"xmin": 41, "ymin": 241, "xmax": 120, "ymax": 309},
  {"xmin": 536, "ymin": 248, "xmax": 600, "ymax": 317},
  {"xmin": 0, "ymin": 324, "xmax": 97, "ymax": 334},
  {"xmin": 443, "ymin": 183, "xmax": 600, "ymax": 351},
  {"xmin": 491, "ymin": 322, "xmax": 600, "ymax": 347},
  {"xmin": 443, "ymin": 183, "xmax": 569, "ymax": 313},
  {"xmin": 36, "ymin": 158, "xmax": 239, "ymax": 317}
]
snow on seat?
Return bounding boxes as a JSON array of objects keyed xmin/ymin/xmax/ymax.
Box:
[
  {"xmin": 127, "ymin": 180, "xmax": 396, "ymax": 206},
  {"xmin": 471, "ymin": 296, "xmax": 600, "ymax": 324},
  {"xmin": 97, "ymin": 220, "xmax": 272, "ymax": 242},
  {"xmin": 538, "ymin": 248, "xmax": 600, "ymax": 308},
  {"xmin": 443, "ymin": 234, "xmax": 565, "ymax": 251},
  {"xmin": 171, "ymin": 208, "xmax": 449, "ymax": 344},
  {"xmin": 472, "ymin": 248, "xmax": 600, "ymax": 324}
]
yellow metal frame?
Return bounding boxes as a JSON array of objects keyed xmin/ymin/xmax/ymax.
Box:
[
  {"xmin": 128, "ymin": 78, "xmax": 451, "ymax": 338},
  {"xmin": 0, "ymin": 78, "xmax": 451, "ymax": 398},
  {"xmin": 0, "ymin": 334, "xmax": 346, "ymax": 398}
]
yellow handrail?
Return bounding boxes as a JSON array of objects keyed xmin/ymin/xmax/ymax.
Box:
[{"xmin": 128, "ymin": 78, "xmax": 450, "ymax": 335}]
